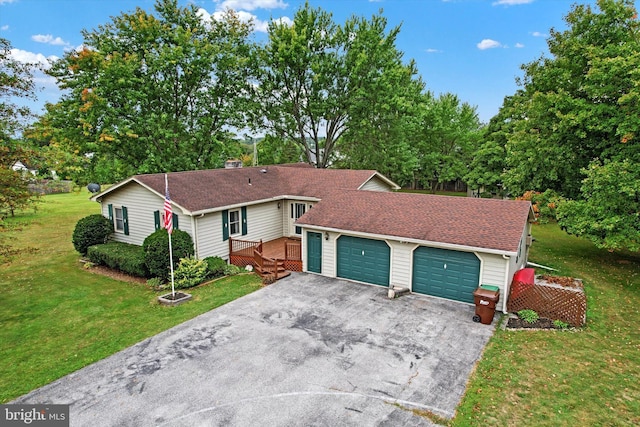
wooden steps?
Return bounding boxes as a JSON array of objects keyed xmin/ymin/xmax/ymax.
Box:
[{"xmin": 253, "ymin": 249, "xmax": 290, "ymax": 281}]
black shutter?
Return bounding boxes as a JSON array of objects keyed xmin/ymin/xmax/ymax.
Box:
[
  {"xmin": 108, "ymin": 204, "xmax": 114, "ymax": 226},
  {"xmin": 154, "ymin": 210, "xmax": 160, "ymax": 230},
  {"xmin": 222, "ymin": 210, "xmax": 229, "ymax": 241},
  {"xmin": 241, "ymin": 206, "xmax": 247, "ymax": 236},
  {"xmin": 122, "ymin": 206, "xmax": 129, "ymax": 235}
]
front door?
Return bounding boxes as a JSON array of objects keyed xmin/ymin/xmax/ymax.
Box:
[{"xmin": 307, "ymin": 232, "xmax": 322, "ymax": 273}]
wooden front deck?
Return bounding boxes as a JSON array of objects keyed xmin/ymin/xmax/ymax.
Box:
[{"xmin": 229, "ymin": 237, "xmax": 302, "ymax": 278}]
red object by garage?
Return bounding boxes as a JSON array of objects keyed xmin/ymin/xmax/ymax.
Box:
[{"xmin": 510, "ymin": 268, "xmax": 535, "ymax": 298}]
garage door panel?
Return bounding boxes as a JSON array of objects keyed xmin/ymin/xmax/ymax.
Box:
[
  {"xmin": 337, "ymin": 236, "xmax": 390, "ymax": 286},
  {"xmin": 413, "ymin": 246, "xmax": 480, "ymax": 304}
]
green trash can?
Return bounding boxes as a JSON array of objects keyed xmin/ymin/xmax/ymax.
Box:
[{"xmin": 480, "ymin": 284, "xmax": 500, "ymax": 293}]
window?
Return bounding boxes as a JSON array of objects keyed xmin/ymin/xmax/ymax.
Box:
[
  {"xmin": 292, "ymin": 203, "xmax": 306, "ymax": 235},
  {"xmin": 114, "ymin": 207, "xmax": 125, "ymax": 232},
  {"xmin": 154, "ymin": 210, "xmax": 179, "ymax": 231},
  {"xmin": 108, "ymin": 204, "xmax": 129, "ymax": 235},
  {"xmin": 229, "ymin": 210, "xmax": 240, "ymax": 235},
  {"xmin": 292, "ymin": 203, "xmax": 306, "ymax": 219}
]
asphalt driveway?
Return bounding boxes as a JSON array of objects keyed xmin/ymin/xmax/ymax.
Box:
[{"xmin": 14, "ymin": 273, "xmax": 496, "ymax": 426}]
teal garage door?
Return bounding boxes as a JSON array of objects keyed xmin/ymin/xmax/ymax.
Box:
[
  {"xmin": 412, "ymin": 246, "xmax": 480, "ymax": 303},
  {"xmin": 337, "ymin": 236, "xmax": 390, "ymax": 286}
]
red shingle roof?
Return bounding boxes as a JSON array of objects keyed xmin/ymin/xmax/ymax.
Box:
[
  {"xmin": 129, "ymin": 164, "xmax": 384, "ymax": 213},
  {"xmin": 296, "ymin": 190, "xmax": 533, "ymax": 253}
]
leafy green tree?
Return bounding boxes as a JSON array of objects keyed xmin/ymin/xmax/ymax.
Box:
[
  {"xmin": 0, "ymin": 38, "xmax": 40, "ymax": 216},
  {"xmin": 47, "ymin": 0, "xmax": 256, "ymax": 174},
  {"xmin": 414, "ymin": 93, "xmax": 482, "ymax": 191},
  {"xmin": 464, "ymin": 99, "xmax": 515, "ymax": 196},
  {"xmin": 256, "ymin": 3, "xmax": 422, "ymax": 169},
  {"xmin": 0, "ymin": 37, "xmax": 35, "ymax": 141},
  {"xmin": 501, "ymin": 0, "xmax": 640, "ymax": 198},
  {"xmin": 557, "ymin": 159, "xmax": 639, "ymax": 251},
  {"xmin": 256, "ymin": 135, "xmax": 304, "ymax": 166}
]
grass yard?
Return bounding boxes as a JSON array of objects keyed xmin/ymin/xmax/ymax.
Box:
[
  {"xmin": 452, "ymin": 223, "xmax": 640, "ymax": 427},
  {"xmin": 2, "ymin": 192, "xmax": 639, "ymax": 426},
  {"xmin": 0, "ymin": 191, "xmax": 262, "ymax": 403}
]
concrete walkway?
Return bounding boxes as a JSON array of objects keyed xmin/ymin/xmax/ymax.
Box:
[{"xmin": 14, "ymin": 273, "xmax": 496, "ymax": 426}]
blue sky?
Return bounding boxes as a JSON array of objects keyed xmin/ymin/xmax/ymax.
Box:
[{"xmin": 0, "ymin": 0, "xmax": 625, "ymax": 123}]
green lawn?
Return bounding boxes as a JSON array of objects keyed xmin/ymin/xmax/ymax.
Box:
[
  {"xmin": 2, "ymin": 193, "xmax": 639, "ymax": 426},
  {"xmin": 452, "ymin": 223, "xmax": 640, "ymax": 427},
  {"xmin": 0, "ymin": 191, "xmax": 262, "ymax": 403}
]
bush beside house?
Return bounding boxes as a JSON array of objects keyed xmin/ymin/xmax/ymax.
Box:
[
  {"xmin": 142, "ymin": 229, "xmax": 194, "ymax": 281},
  {"xmin": 86, "ymin": 242, "xmax": 149, "ymax": 277},
  {"xmin": 72, "ymin": 214, "xmax": 114, "ymax": 255}
]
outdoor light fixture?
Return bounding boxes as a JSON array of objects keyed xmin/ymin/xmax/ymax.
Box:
[
  {"xmin": 277, "ymin": 202, "xmax": 281, "ymax": 209},
  {"xmin": 324, "ymin": 232, "xmax": 329, "ymax": 241}
]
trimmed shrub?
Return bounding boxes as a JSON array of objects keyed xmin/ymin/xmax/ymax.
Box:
[
  {"xmin": 204, "ymin": 256, "xmax": 227, "ymax": 279},
  {"xmin": 147, "ymin": 277, "xmax": 168, "ymax": 291},
  {"xmin": 223, "ymin": 264, "xmax": 243, "ymax": 276},
  {"xmin": 174, "ymin": 256, "xmax": 208, "ymax": 289},
  {"xmin": 72, "ymin": 214, "xmax": 113, "ymax": 255},
  {"xmin": 142, "ymin": 229, "xmax": 194, "ymax": 281},
  {"xmin": 86, "ymin": 242, "xmax": 149, "ymax": 277}
]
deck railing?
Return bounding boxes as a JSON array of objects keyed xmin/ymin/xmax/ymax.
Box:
[
  {"xmin": 229, "ymin": 238, "xmax": 263, "ymax": 267},
  {"xmin": 229, "ymin": 237, "xmax": 301, "ymax": 273},
  {"xmin": 284, "ymin": 240, "xmax": 302, "ymax": 272}
]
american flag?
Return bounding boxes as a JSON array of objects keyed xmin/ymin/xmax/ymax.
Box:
[{"xmin": 164, "ymin": 174, "xmax": 173, "ymax": 234}]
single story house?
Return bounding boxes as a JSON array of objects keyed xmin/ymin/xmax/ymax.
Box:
[{"xmin": 91, "ymin": 163, "xmax": 534, "ymax": 313}]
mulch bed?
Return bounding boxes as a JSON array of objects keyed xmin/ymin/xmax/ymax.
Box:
[
  {"xmin": 506, "ymin": 316, "xmax": 558, "ymax": 329},
  {"xmin": 82, "ymin": 263, "xmax": 148, "ymax": 285}
]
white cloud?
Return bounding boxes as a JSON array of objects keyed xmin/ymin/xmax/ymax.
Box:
[
  {"xmin": 515, "ymin": 42, "xmax": 525, "ymax": 48},
  {"xmin": 1, "ymin": 25, "xmax": 8, "ymax": 31},
  {"xmin": 531, "ymin": 31, "xmax": 548, "ymax": 38},
  {"xmin": 425, "ymin": 48, "xmax": 442, "ymax": 53},
  {"xmin": 10, "ymin": 48, "xmax": 58, "ymax": 69},
  {"xmin": 492, "ymin": 0, "xmax": 534, "ymax": 5},
  {"xmin": 0, "ymin": 0, "xmax": 17, "ymax": 4},
  {"xmin": 31, "ymin": 34, "xmax": 70, "ymax": 46},
  {"xmin": 198, "ymin": 7, "xmax": 291, "ymax": 33},
  {"xmin": 477, "ymin": 39, "xmax": 502, "ymax": 50},
  {"xmin": 216, "ymin": 0, "xmax": 287, "ymax": 12}
]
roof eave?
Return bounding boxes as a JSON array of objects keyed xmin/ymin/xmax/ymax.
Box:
[
  {"xmin": 90, "ymin": 177, "xmax": 192, "ymax": 215},
  {"xmin": 297, "ymin": 223, "xmax": 518, "ymax": 256}
]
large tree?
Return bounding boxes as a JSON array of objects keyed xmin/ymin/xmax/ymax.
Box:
[
  {"xmin": 0, "ymin": 37, "xmax": 36, "ymax": 141},
  {"xmin": 464, "ymin": 96, "xmax": 516, "ymax": 197},
  {"xmin": 256, "ymin": 3, "xmax": 423, "ymax": 169},
  {"xmin": 556, "ymin": 159, "xmax": 639, "ymax": 251},
  {"xmin": 414, "ymin": 93, "xmax": 482, "ymax": 191},
  {"xmin": 47, "ymin": 0, "xmax": 255, "ymax": 174},
  {"xmin": 502, "ymin": 0, "xmax": 639, "ymax": 198},
  {"xmin": 495, "ymin": 0, "xmax": 639, "ymax": 251},
  {"xmin": 0, "ymin": 37, "xmax": 39, "ymax": 217}
]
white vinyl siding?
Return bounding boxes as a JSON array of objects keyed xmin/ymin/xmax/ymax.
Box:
[
  {"xmin": 196, "ymin": 201, "xmax": 283, "ymax": 260},
  {"xmin": 478, "ymin": 253, "xmax": 507, "ymax": 289},
  {"xmin": 360, "ymin": 176, "xmax": 392, "ymax": 192},
  {"xmin": 101, "ymin": 184, "xmax": 192, "ymax": 246},
  {"xmin": 323, "ymin": 232, "xmax": 337, "ymax": 278},
  {"xmin": 388, "ymin": 241, "xmax": 418, "ymax": 287},
  {"xmin": 194, "ymin": 211, "xmax": 226, "ymax": 259}
]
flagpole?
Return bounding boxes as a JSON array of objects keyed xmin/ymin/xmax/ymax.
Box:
[
  {"xmin": 165, "ymin": 174, "xmax": 175, "ymax": 298},
  {"xmin": 168, "ymin": 229, "xmax": 175, "ymax": 298}
]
